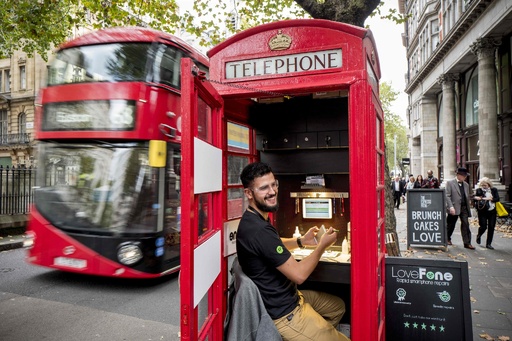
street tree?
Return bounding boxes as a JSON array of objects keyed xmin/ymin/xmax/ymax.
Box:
[
  {"xmin": 382, "ymin": 82, "xmax": 408, "ymax": 176},
  {"xmin": 0, "ymin": 0, "xmax": 182, "ymax": 61},
  {"xmin": 380, "ymin": 82, "xmax": 408, "ymax": 254},
  {"xmin": 1, "ymin": 0, "xmax": 406, "ymax": 60}
]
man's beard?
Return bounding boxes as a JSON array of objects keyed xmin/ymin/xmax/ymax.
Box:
[{"xmin": 254, "ymin": 194, "xmax": 279, "ymax": 212}]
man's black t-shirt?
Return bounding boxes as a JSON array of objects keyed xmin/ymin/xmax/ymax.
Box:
[{"xmin": 236, "ymin": 209, "xmax": 298, "ymax": 319}]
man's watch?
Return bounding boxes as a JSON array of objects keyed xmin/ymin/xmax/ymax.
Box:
[{"xmin": 297, "ymin": 237, "xmax": 305, "ymax": 249}]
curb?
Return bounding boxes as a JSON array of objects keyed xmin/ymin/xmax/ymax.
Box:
[{"xmin": 0, "ymin": 240, "xmax": 24, "ymax": 252}]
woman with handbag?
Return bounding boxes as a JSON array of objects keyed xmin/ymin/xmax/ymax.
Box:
[{"xmin": 473, "ymin": 177, "xmax": 500, "ymax": 249}]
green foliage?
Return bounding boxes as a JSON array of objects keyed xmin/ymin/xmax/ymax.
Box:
[
  {"xmin": 79, "ymin": 0, "xmax": 181, "ymax": 34},
  {"xmin": 181, "ymin": 0, "xmax": 307, "ymax": 47},
  {"xmin": 0, "ymin": 0, "xmax": 181, "ymax": 61},
  {"xmin": 381, "ymin": 82, "xmax": 408, "ymax": 176},
  {"xmin": 368, "ymin": 1, "xmax": 409, "ymax": 25},
  {"xmin": 0, "ymin": 0, "xmax": 74, "ymax": 60},
  {"xmin": 0, "ymin": 0, "xmax": 402, "ymax": 61}
]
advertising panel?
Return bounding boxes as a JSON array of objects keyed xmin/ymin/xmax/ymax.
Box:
[
  {"xmin": 386, "ymin": 257, "xmax": 473, "ymax": 340},
  {"xmin": 407, "ymin": 189, "xmax": 447, "ymax": 249}
]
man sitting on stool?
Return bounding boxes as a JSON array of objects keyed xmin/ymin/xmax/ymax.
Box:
[{"xmin": 236, "ymin": 162, "xmax": 350, "ymax": 341}]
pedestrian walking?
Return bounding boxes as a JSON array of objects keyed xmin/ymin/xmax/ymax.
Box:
[
  {"xmin": 445, "ymin": 167, "xmax": 475, "ymax": 249},
  {"xmin": 415, "ymin": 174, "xmax": 425, "ymax": 188},
  {"xmin": 423, "ymin": 170, "xmax": 440, "ymax": 188},
  {"xmin": 473, "ymin": 177, "xmax": 500, "ymax": 249},
  {"xmin": 391, "ymin": 176, "xmax": 406, "ymax": 209}
]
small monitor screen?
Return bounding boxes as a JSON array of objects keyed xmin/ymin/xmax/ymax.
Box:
[{"xmin": 302, "ymin": 198, "xmax": 332, "ymax": 219}]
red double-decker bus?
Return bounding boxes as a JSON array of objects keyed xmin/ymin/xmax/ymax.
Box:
[{"xmin": 25, "ymin": 27, "xmax": 209, "ymax": 278}]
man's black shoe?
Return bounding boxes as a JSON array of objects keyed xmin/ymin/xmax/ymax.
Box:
[
  {"xmin": 486, "ymin": 245, "xmax": 494, "ymax": 250},
  {"xmin": 464, "ymin": 244, "xmax": 475, "ymax": 250}
]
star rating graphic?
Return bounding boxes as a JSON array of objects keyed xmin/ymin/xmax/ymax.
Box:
[{"xmin": 402, "ymin": 321, "xmax": 446, "ymax": 333}]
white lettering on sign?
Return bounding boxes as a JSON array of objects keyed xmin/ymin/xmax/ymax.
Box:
[
  {"xmin": 56, "ymin": 112, "xmax": 90, "ymax": 123},
  {"xmin": 412, "ymin": 232, "xmax": 442, "ymax": 243},
  {"xmin": 225, "ymin": 49, "xmax": 342, "ymax": 79}
]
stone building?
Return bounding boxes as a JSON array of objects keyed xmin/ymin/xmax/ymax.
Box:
[
  {"xmin": 0, "ymin": 50, "xmax": 50, "ymax": 167},
  {"xmin": 402, "ymin": 0, "xmax": 512, "ymax": 196},
  {"xmin": 0, "ymin": 25, "xmax": 92, "ymax": 168}
]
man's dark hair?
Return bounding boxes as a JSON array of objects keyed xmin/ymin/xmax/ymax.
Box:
[{"xmin": 240, "ymin": 162, "xmax": 273, "ymax": 188}]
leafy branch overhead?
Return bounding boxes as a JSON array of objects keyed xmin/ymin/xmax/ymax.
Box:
[{"xmin": 0, "ymin": 0, "xmax": 406, "ymax": 61}]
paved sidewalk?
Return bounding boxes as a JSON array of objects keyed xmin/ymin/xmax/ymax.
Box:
[{"xmin": 394, "ymin": 201, "xmax": 512, "ymax": 340}]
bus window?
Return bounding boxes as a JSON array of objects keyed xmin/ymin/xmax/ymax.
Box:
[
  {"xmin": 34, "ymin": 141, "xmax": 161, "ymax": 233},
  {"xmin": 47, "ymin": 43, "xmax": 151, "ymax": 85},
  {"xmin": 156, "ymin": 45, "xmax": 183, "ymax": 88},
  {"xmin": 164, "ymin": 144, "xmax": 181, "ymax": 260}
]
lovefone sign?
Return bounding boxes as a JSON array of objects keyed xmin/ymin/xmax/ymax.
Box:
[
  {"xmin": 391, "ymin": 266, "xmax": 454, "ymax": 284},
  {"xmin": 386, "ymin": 257, "xmax": 473, "ymax": 340},
  {"xmin": 407, "ymin": 189, "xmax": 447, "ymax": 249}
]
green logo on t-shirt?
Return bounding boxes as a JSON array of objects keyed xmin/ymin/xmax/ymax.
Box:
[{"xmin": 276, "ymin": 246, "xmax": 283, "ymax": 254}]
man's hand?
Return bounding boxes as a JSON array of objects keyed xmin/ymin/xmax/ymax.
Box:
[
  {"xmin": 318, "ymin": 227, "xmax": 338, "ymax": 249},
  {"xmin": 278, "ymin": 226, "xmax": 339, "ymax": 285},
  {"xmin": 302, "ymin": 226, "xmax": 319, "ymax": 246},
  {"xmin": 449, "ymin": 207, "xmax": 456, "ymax": 215}
]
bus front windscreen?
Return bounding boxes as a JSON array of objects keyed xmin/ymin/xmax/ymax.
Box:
[
  {"xmin": 34, "ymin": 142, "xmax": 160, "ymax": 234},
  {"xmin": 47, "ymin": 43, "xmax": 152, "ymax": 85},
  {"xmin": 47, "ymin": 41, "xmax": 203, "ymax": 90}
]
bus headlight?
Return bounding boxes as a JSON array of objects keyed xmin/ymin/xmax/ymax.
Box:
[
  {"xmin": 23, "ymin": 231, "xmax": 35, "ymax": 249},
  {"xmin": 117, "ymin": 243, "xmax": 143, "ymax": 266}
]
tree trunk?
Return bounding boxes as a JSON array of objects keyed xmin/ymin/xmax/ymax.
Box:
[
  {"xmin": 294, "ymin": 0, "xmax": 380, "ymax": 27},
  {"xmin": 384, "ymin": 151, "xmax": 401, "ymax": 256}
]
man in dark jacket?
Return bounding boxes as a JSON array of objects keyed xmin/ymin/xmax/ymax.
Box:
[
  {"xmin": 424, "ymin": 170, "xmax": 440, "ymax": 188},
  {"xmin": 391, "ymin": 176, "xmax": 406, "ymax": 209}
]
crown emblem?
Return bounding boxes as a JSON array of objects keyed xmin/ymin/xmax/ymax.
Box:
[{"xmin": 269, "ymin": 30, "xmax": 292, "ymax": 51}]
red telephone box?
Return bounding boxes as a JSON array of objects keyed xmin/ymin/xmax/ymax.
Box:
[{"xmin": 180, "ymin": 19, "xmax": 385, "ymax": 340}]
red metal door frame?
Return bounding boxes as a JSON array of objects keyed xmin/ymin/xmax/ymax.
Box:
[
  {"xmin": 348, "ymin": 80, "xmax": 385, "ymax": 341},
  {"xmin": 180, "ymin": 58, "xmax": 225, "ymax": 341}
]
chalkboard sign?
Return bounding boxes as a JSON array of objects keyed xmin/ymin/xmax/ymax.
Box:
[
  {"xmin": 386, "ymin": 257, "xmax": 473, "ymax": 341},
  {"xmin": 407, "ymin": 189, "xmax": 447, "ymax": 249}
]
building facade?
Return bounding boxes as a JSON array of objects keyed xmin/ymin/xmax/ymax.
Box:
[
  {"xmin": 0, "ymin": 50, "xmax": 50, "ymax": 167},
  {"xmin": 0, "ymin": 25, "xmax": 93, "ymax": 168},
  {"xmin": 402, "ymin": 0, "xmax": 512, "ymax": 197}
]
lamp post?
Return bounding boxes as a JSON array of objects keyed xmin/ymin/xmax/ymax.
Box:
[{"xmin": 394, "ymin": 134, "xmax": 397, "ymax": 177}]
